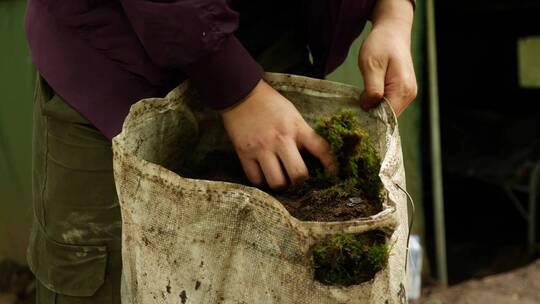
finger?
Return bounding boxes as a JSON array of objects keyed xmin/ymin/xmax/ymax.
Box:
[
  {"xmin": 239, "ymin": 156, "xmax": 264, "ymax": 185},
  {"xmin": 298, "ymin": 126, "xmax": 338, "ymax": 175},
  {"xmin": 384, "ymin": 58, "xmax": 417, "ymax": 116},
  {"xmin": 358, "ymin": 55, "xmax": 387, "ymax": 109},
  {"xmin": 276, "ymin": 139, "xmax": 309, "ymax": 185},
  {"xmin": 258, "ymin": 152, "xmax": 288, "ymax": 190}
]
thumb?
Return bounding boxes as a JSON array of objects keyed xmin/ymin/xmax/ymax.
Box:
[{"xmin": 359, "ymin": 56, "xmax": 387, "ymax": 110}]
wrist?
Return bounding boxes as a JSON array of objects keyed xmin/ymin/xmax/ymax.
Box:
[
  {"xmin": 371, "ymin": 0, "xmax": 414, "ymax": 32},
  {"xmin": 220, "ymin": 79, "xmax": 266, "ymax": 118},
  {"xmin": 371, "ymin": 20, "xmax": 412, "ymax": 47}
]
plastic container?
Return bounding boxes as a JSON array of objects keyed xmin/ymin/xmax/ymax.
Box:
[{"xmin": 407, "ymin": 234, "xmax": 423, "ymax": 301}]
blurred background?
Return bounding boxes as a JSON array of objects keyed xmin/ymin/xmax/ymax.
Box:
[{"xmin": 1, "ymin": 0, "xmax": 539, "ymax": 303}]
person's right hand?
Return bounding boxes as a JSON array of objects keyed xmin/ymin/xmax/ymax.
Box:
[{"xmin": 221, "ymin": 79, "xmax": 337, "ymax": 190}]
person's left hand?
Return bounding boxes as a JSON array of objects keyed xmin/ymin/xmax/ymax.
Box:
[{"xmin": 358, "ymin": 0, "xmax": 417, "ymax": 116}]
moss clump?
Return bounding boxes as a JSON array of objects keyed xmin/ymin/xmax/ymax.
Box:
[
  {"xmin": 314, "ymin": 110, "xmax": 383, "ymax": 203},
  {"xmin": 312, "ymin": 231, "xmax": 389, "ymax": 286},
  {"xmin": 284, "ymin": 110, "xmax": 384, "ymax": 221}
]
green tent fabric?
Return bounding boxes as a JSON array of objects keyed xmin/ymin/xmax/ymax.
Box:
[{"xmin": 0, "ymin": 0, "xmax": 36, "ymax": 263}]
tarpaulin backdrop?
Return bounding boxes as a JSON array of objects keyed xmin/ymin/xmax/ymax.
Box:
[{"xmin": 0, "ymin": 0, "xmax": 36, "ymax": 263}]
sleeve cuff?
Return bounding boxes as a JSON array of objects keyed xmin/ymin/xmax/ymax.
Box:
[{"xmin": 182, "ymin": 35, "xmax": 264, "ymax": 110}]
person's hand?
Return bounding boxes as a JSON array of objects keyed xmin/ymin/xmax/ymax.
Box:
[
  {"xmin": 221, "ymin": 80, "xmax": 337, "ymax": 189},
  {"xmin": 358, "ymin": 0, "xmax": 417, "ymax": 116}
]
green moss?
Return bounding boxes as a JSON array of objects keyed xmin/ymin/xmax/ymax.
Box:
[
  {"xmin": 312, "ymin": 231, "xmax": 389, "ymax": 286},
  {"xmin": 285, "ymin": 110, "xmax": 384, "ymax": 221},
  {"xmin": 314, "ymin": 110, "xmax": 384, "ymax": 203},
  {"xmin": 307, "ymin": 113, "xmax": 389, "ymax": 285}
]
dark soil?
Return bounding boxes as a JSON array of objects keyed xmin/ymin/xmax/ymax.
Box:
[
  {"xmin": 275, "ymin": 182, "xmax": 381, "ymax": 221},
  {"xmin": 182, "ymin": 151, "xmax": 381, "ymax": 222},
  {"xmin": 0, "ymin": 259, "xmax": 35, "ymax": 304}
]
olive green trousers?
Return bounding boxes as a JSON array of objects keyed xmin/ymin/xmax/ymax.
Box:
[
  {"xmin": 29, "ymin": 76, "xmax": 122, "ymax": 303},
  {"xmin": 28, "ymin": 30, "xmax": 312, "ymax": 304}
]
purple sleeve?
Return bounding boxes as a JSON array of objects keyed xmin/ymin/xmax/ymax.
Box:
[{"xmin": 118, "ymin": 0, "xmax": 263, "ymax": 109}]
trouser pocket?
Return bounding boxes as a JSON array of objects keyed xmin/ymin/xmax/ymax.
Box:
[{"xmin": 29, "ymin": 225, "xmax": 111, "ymax": 301}]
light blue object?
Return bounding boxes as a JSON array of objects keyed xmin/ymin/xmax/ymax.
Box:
[{"xmin": 406, "ymin": 234, "xmax": 423, "ymax": 300}]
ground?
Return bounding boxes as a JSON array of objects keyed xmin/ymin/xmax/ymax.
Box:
[
  {"xmin": 0, "ymin": 260, "xmax": 34, "ymax": 304},
  {"xmin": 418, "ymin": 259, "xmax": 540, "ymax": 304}
]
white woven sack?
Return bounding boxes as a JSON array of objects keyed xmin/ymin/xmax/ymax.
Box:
[{"xmin": 112, "ymin": 73, "xmax": 409, "ymax": 304}]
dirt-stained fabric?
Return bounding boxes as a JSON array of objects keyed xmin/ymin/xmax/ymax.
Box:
[{"xmin": 112, "ymin": 73, "xmax": 409, "ymax": 304}]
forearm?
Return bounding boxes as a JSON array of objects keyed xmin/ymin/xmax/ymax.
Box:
[{"xmin": 370, "ymin": 0, "xmax": 414, "ymax": 35}]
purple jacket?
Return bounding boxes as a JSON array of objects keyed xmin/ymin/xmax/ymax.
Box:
[{"xmin": 25, "ymin": 0, "xmax": 376, "ymax": 139}]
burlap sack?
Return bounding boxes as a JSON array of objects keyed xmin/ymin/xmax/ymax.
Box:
[{"xmin": 112, "ymin": 73, "xmax": 409, "ymax": 304}]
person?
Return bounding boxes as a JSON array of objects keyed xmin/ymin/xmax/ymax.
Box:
[{"xmin": 24, "ymin": 0, "xmax": 417, "ymax": 303}]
